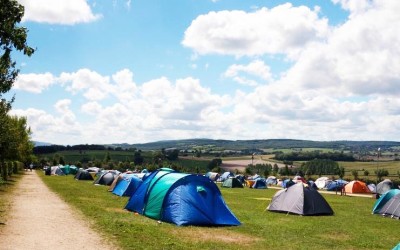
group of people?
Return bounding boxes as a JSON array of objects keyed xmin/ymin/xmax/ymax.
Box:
[{"xmin": 25, "ymin": 164, "xmax": 33, "ymax": 172}]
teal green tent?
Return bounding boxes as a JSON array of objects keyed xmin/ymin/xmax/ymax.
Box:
[
  {"xmin": 125, "ymin": 168, "xmax": 240, "ymax": 226},
  {"xmin": 60, "ymin": 165, "xmax": 78, "ymax": 175},
  {"xmin": 60, "ymin": 165, "xmax": 70, "ymax": 175},
  {"xmin": 372, "ymin": 189, "xmax": 400, "ymax": 214}
]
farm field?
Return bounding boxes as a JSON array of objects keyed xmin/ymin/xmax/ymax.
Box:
[
  {"xmin": 38, "ymin": 171, "xmax": 398, "ymax": 250},
  {"xmin": 221, "ymin": 155, "xmax": 286, "ymax": 172}
]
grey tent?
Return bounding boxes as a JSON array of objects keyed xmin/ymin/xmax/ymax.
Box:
[
  {"xmin": 222, "ymin": 177, "xmax": 243, "ymax": 188},
  {"xmin": 74, "ymin": 169, "xmax": 94, "ymax": 180},
  {"xmin": 218, "ymin": 172, "xmax": 233, "ymax": 182},
  {"xmin": 205, "ymin": 172, "xmax": 220, "ymax": 181},
  {"xmin": 378, "ymin": 193, "xmax": 400, "ymax": 219},
  {"xmin": 376, "ymin": 179, "xmax": 393, "ymax": 195},
  {"xmin": 267, "ymin": 182, "xmax": 334, "ymax": 216},
  {"xmin": 94, "ymin": 171, "xmax": 118, "ymax": 186}
]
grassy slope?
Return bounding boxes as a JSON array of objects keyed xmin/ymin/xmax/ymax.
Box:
[{"xmin": 39, "ymin": 172, "xmax": 398, "ymax": 250}]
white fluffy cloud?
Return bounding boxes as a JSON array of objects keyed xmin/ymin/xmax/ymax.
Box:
[
  {"xmin": 11, "ymin": 105, "xmax": 82, "ymax": 145},
  {"xmin": 14, "ymin": 73, "xmax": 54, "ymax": 93},
  {"xmin": 331, "ymin": 0, "xmax": 372, "ymax": 17},
  {"xmin": 285, "ymin": 0, "xmax": 400, "ymax": 97},
  {"xmin": 59, "ymin": 69, "xmax": 112, "ymax": 101},
  {"xmin": 19, "ymin": 0, "xmax": 101, "ymax": 25},
  {"xmin": 224, "ymin": 60, "xmax": 272, "ymax": 86},
  {"xmin": 182, "ymin": 3, "xmax": 329, "ymax": 57},
  {"xmin": 13, "ymin": 69, "xmax": 233, "ymax": 144},
  {"xmin": 12, "ymin": 1, "xmax": 400, "ymax": 144}
]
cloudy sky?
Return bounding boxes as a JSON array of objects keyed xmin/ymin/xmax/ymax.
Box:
[{"xmin": 8, "ymin": 0, "xmax": 400, "ymax": 145}]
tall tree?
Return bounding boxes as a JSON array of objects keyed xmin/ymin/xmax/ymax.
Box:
[
  {"xmin": 0, "ymin": 115, "xmax": 33, "ymax": 180},
  {"xmin": 1, "ymin": 0, "xmax": 35, "ymax": 106},
  {"xmin": 1, "ymin": 0, "xmax": 35, "ymax": 180},
  {"xmin": 104, "ymin": 151, "xmax": 111, "ymax": 163}
]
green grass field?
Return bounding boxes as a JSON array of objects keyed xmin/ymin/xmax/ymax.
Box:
[{"xmin": 37, "ymin": 171, "xmax": 399, "ymax": 250}]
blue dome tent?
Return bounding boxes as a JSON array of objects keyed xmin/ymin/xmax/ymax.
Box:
[
  {"xmin": 112, "ymin": 174, "xmax": 143, "ymax": 197},
  {"xmin": 326, "ymin": 179, "xmax": 348, "ymax": 191},
  {"xmin": 125, "ymin": 168, "xmax": 240, "ymax": 226},
  {"xmin": 252, "ymin": 178, "xmax": 267, "ymax": 189}
]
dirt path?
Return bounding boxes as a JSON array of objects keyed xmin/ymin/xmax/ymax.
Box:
[{"xmin": 0, "ymin": 171, "xmax": 118, "ymax": 250}]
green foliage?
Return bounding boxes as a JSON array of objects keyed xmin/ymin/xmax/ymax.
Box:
[
  {"xmin": 351, "ymin": 170, "xmax": 359, "ymax": 180},
  {"xmin": 338, "ymin": 166, "xmax": 345, "ymax": 179},
  {"xmin": 59, "ymin": 156, "xmax": 65, "ymax": 165},
  {"xmin": 0, "ymin": 115, "xmax": 33, "ymax": 180},
  {"xmin": 272, "ymin": 163, "xmax": 279, "ymax": 175},
  {"xmin": 300, "ymin": 159, "xmax": 341, "ymax": 176},
  {"xmin": 0, "ymin": 0, "xmax": 35, "ymax": 108},
  {"xmin": 375, "ymin": 169, "xmax": 389, "ymax": 182},
  {"xmin": 104, "ymin": 151, "xmax": 111, "ymax": 163},
  {"xmin": 278, "ymin": 164, "xmax": 294, "ymax": 176},
  {"xmin": 133, "ymin": 151, "xmax": 144, "ymax": 165},
  {"xmin": 207, "ymin": 158, "xmax": 222, "ymax": 170},
  {"xmin": 164, "ymin": 149, "xmax": 179, "ymax": 161},
  {"xmin": 275, "ymin": 150, "xmax": 355, "ymax": 162},
  {"xmin": 245, "ymin": 163, "xmax": 272, "ymax": 176}
]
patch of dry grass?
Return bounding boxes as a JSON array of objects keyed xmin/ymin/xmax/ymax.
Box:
[{"xmin": 170, "ymin": 227, "xmax": 260, "ymax": 245}]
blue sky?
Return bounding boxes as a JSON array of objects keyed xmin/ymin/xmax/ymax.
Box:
[{"xmin": 9, "ymin": 0, "xmax": 400, "ymax": 145}]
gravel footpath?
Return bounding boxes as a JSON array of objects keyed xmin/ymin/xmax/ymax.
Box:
[{"xmin": 0, "ymin": 171, "xmax": 118, "ymax": 250}]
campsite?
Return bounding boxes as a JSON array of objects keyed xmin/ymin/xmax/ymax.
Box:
[
  {"xmin": 2, "ymin": 141, "xmax": 400, "ymax": 249},
  {"xmin": 14, "ymin": 169, "xmax": 394, "ymax": 250},
  {"xmin": 2, "ymin": 0, "xmax": 400, "ymax": 249}
]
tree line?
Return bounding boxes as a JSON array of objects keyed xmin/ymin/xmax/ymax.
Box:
[
  {"xmin": 1, "ymin": 0, "xmax": 35, "ymax": 181},
  {"xmin": 274, "ymin": 150, "xmax": 355, "ymax": 162},
  {"xmin": 32, "ymin": 144, "xmax": 135, "ymax": 154},
  {"xmin": 298, "ymin": 159, "xmax": 345, "ymax": 177}
]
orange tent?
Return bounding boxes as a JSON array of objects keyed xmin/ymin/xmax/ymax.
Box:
[{"xmin": 344, "ymin": 180, "xmax": 371, "ymax": 194}]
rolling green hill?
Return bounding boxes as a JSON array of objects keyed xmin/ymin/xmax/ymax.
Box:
[{"xmin": 110, "ymin": 138, "xmax": 400, "ymax": 151}]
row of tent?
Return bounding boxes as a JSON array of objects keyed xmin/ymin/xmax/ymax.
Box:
[
  {"xmin": 221, "ymin": 177, "xmax": 268, "ymax": 189},
  {"xmin": 101, "ymin": 169, "xmax": 400, "ymax": 220},
  {"xmin": 55, "ymin": 167, "xmax": 399, "ymax": 226},
  {"xmin": 46, "ymin": 165, "xmax": 79, "ymax": 176},
  {"xmin": 75, "ymin": 168, "xmax": 335, "ymax": 224},
  {"xmin": 112, "ymin": 169, "xmax": 335, "ymax": 219},
  {"xmin": 314, "ymin": 177, "xmax": 396, "ymax": 195},
  {"xmin": 207, "ymin": 172, "xmax": 390, "ymax": 195},
  {"xmin": 73, "ymin": 168, "xmax": 241, "ymax": 226}
]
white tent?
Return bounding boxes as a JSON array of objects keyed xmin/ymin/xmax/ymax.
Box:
[
  {"xmin": 315, "ymin": 177, "xmax": 331, "ymax": 189},
  {"xmin": 50, "ymin": 165, "xmax": 65, "ymax": 176}
]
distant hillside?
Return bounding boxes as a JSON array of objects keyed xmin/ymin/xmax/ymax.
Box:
[
  {"xmin": 33, "ymin": 141, "xmax": 52, "ymax": 147},
  {"xmin": 110, "ymin": 139, "xmax": 400, "ymax": 151}
]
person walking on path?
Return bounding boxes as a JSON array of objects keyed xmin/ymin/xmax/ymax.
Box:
[{"xmin": 0, "ymin": 171, "xmax": 119, "ymax": 250}]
